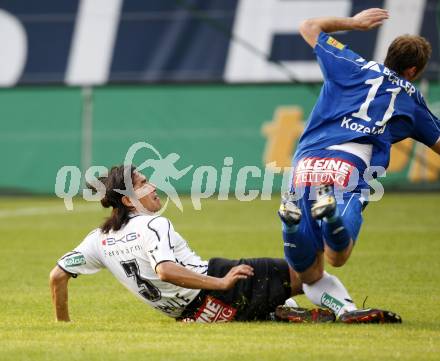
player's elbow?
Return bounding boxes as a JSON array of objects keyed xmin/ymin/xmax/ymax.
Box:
[
  {"xmin": 299, "ymin": 19, "xmax": 320, "ymax": 47},
  {"xmin": 157, "ymin": 270, "xmax": 170, "ymax": 282},
  {"xmin": 156, "ymin": 262, "xmax": 174, "ymax": 282},
  {"xmin": 49, "ymin": 266, "xmax": 70, "ymax": 286},
  {"xmin": 299, "ymin": 19, "xmax": 313, "ymax": 34}
]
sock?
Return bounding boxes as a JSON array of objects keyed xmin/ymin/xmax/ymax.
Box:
[
  {"xmin": 282, "ymin": 222, "xmax": 298, "ymax": 235},
  {"xmin": 282, "ymin": 223, "xmax": 299, "ymax": 258},
  {"xmin": 322, "ymin": 208, "xmax": 351, "ymax": 252},
  {"xmin": 302, "ymin": 271, "xmax": 357, "ymax": 317}
]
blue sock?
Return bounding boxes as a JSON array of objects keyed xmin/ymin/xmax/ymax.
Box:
[
  {"xmin": 283, "ymin": 223, "xmax": 298, "ymax": 248},
  {"xmin": 322, "ymin": 210, "xmax": 351, "ymax": 252},
  {"xmin": 282, "ymin": 223, "xmax": 298, "ymax": 262},
  {"xmin": 282, "ymin": 222, "xmax": 298, "ymax": 235}
]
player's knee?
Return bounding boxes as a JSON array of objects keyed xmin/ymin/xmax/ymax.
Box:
[
  {"xmin": 325, "ymin": 240, "xmax": 353, "ymax": 267},
  {"xmin": 325, "ymin": 250, "xmax": 350, "ymax": 267},
  {"xmin": 327, "ymin": 256, "xmax": 347, "ymax": 268},
  {"xmin": 297, "ymin": 258, "xmax": 324, "ymax": 285}
]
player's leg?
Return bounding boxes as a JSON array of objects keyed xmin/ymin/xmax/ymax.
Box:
[
  {"xmin": 322, "ymin": 193, "xmax": 363, "ymax": 267},
  {"xmin": 285, "ymin": 251, "xmax": 357, "ymax": 318},
  {"xmin": 279, "ymin": 187, "xmax": 324, "ymax": 284},
  {"xmin": 302, "ymin": 268, "xmax": 357, "ymax": 317},
  {"xmin": 280, "ymin": 187, "xmax": 401, "ymax": 323},
  {"xmin": 197, "ymin": 257, "xmax": 293, "ymax": 321},
  {"xmin": 274, "ymin": 255, "xmax": 332, "ymax": 322},
  {"xmin": 274, "ymin": 260, "xmax": 335, "ymax": 323},
  {"xmin": 311, "ymin": 185, "xmax": 363, "ymax": 267},
  {"xmin": 285, "ymin": 261, "xmax": 401, "ymax": 323},
  {"xmin": 289, "ymin": 252, "xmax": 324, "ymax": 290},
  {"xmin": 325, "ymin": 191, "xmax": 363, "ymax": 267},
  {"xmin": 287, "ymin": 264, "xmax": 303, "ymax": 296},
  {"xmin": 279, "ymin": 191, "xmax": 358, "ymax": 318}
]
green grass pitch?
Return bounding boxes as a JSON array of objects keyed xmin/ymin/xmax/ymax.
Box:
[{"xmin": 0, "ymin": 193, "xmax": 439, "ymax": 361}]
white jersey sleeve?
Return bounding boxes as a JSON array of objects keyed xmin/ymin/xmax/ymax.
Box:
[
  {"xmin": 57, "ymin": 229, "xmax": 104, "ymax": 277},
  {"xmin": 144, "ymin": 217, "xmax": 177, "ymax": 271}
]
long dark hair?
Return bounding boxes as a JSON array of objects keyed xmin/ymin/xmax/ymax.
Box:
[{"xmin": 93, "ymin": 165, "xmax": 136, "ymax": 234}]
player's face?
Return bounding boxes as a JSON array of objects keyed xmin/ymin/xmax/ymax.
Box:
[{"xmin": 132, "ymin": 172, "xmax": 162, "ymax": 212}]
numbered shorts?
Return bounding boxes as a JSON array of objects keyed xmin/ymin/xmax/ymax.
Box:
[
  {"xmin": 283, "ymin": 187, "xmax": 364, "ymax": 273},
  {"xmin": 179, "ymin": 257, "xmax": 291, "ymax": 322}
]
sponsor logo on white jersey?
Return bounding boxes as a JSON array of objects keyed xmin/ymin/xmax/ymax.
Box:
[{"xmin": 102, "ymin": 232, "xmax": 139, "ymax": 246}]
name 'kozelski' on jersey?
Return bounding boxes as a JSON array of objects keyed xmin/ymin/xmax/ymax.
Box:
[
  {"xmin": 294, "ymin": 32, "xmax": 440, "ymax": 169},
  {"xmin": 57, "ymin": 214, "xmax": 208, "ymax": 318}
]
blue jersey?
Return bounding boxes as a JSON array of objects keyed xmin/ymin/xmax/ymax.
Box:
[{"xmin": 294, "ymin": 32, "xmax": 440, "ymax": 169}]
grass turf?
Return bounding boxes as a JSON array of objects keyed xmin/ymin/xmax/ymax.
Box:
[{"xmin": 0, "ymin": 194, "xmax": 439, "ymax": 361}]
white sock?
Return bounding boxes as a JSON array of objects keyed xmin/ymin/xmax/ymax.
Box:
[{"xmin": 302, "ymin": 271, "xmax": 357, "ymax": 317}]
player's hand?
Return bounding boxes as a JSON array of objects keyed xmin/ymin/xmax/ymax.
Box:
[
  {"xmin": 352, "ymin": 8, "xmax": 389, "ymax": 31},
  {"xmin": 219, "ymin": 264, "xmax": 254, "ymax": 290}
]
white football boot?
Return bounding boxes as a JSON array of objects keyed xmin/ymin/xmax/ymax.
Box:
[
  {"xmin": 311, "ymin": 184, "xmax": 336, "ymax": 220},
  {"xmin": 278, "ymin": 192, "xmax": 302, "ymax": 226}
]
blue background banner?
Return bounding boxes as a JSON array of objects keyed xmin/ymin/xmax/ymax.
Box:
[{"xmin": 0, "ymin": 0, "xmax": 438, "ymax": 85}]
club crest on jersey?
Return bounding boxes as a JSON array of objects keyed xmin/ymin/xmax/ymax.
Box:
[
  {"xmin": 192, "ymin": 296, "xmax": 237, "ymax": 323},
  {"xmin": 294, "ymin": 157, "xmax": 354, "ymax": 187},
  {"xmin": 326, "ymin": 36, "xmax": 345, "ymax": 50}
]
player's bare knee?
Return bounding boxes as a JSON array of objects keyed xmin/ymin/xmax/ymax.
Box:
[
  {"xmin": 327, "ymin": 256, "xmax": 347, "ymax": 268},
  {"xmin": 325, "ymin": 249, "xmax": 351, "ymax": 267},
  {"xmin": 304, "ymin": 269, "xmax": 324, "ymax": 285},
  {"xmin": 324, "ymin": 240, "xmax": 353, "ymax": 267},
  {"xmin": 298, "ymin": 260, "xmax": 324, "ymax": 285}
]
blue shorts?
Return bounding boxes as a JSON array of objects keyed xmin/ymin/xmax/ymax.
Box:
[
  {"xmin": 283, "ymin": 149, "xmax": 368, "ymax": 272},
  {"xmin": 283, "ymin": 188, "xmax": 364, "ymax": 272}
]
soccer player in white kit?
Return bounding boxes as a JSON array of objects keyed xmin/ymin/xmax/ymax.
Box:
[
  {"xmin": 50, "ymin": 165, "xmax": 399, "ymax": 323},
  {"xmin": 50, "ymin": 165, "xmax": 338, "ymax": 323}
]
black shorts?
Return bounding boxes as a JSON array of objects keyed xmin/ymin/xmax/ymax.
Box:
[{"xmin": 180, "ymin": 257, "xmax": 292, "ymax": 322}]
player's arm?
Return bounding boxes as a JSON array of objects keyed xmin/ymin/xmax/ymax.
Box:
[
  {"xmin": 148, "ymin": 217, "xmax": 253, "ymax": 290},
  {"xmin": 49, "ymin": 265, "xmax": 72, "ymax": 322},
  {"xmin": 156, "ymin": 261, "xmax": 254, "ymax": 291},
  {"xmin": 299, "ymin": 8, "xmax": 389, "ymax": 47},
  {"xmin": 50, "ymin": 231, "xmax": 104, "ymax": 322}
]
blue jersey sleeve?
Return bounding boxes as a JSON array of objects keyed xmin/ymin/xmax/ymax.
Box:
[
  {"xmin": 390, "ymin": 97, "xmax": 440, "ymax": 147},
  {"xmin": 314, "ymin": 32, "xmax": 363, "ymax": 81},
  {"xmin": 389, "ymin": 117, "xmax": 413, "ymax": 144},
  {"xmin": 412, "ymin": 96, "xmax": 440, "ymax": 147}
]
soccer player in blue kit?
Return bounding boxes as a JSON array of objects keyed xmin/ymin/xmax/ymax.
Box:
[{"xmin": 278, "ymin": 8, "xmax": 440, "ymax": 322}]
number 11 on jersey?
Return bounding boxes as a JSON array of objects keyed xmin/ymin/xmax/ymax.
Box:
[{"xmin": 352, "ymin": 76, "xmax": 401, "ymax": 127}]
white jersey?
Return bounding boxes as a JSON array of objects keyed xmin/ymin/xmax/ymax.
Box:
[{"xmin": 57, "ymin": 214, "xmax": 208, "ymax": 318}]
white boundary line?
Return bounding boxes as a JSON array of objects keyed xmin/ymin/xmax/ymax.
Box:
[{"xmin": 0, "ymin": 203, "xmax": 102, "ymax": 218}]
